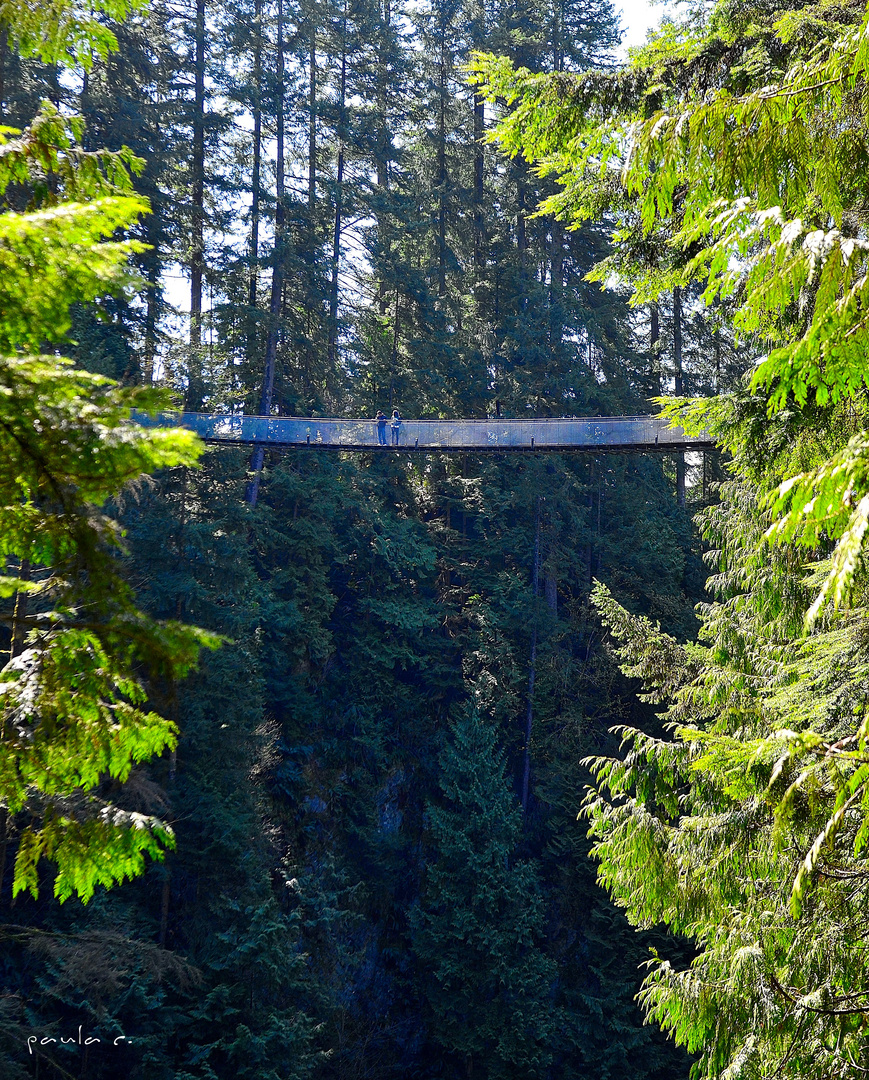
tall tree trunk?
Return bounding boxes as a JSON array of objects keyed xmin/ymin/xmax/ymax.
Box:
[
  {"xmin": 308, "ymin": 22, "xmax": 317, "ymax": 211},
  {"xmin": 0, "ymin": 22, "xmax": 7, "ymax": 120},
  {"xmin": 522, "ymin": 498, "xmax": 541, "ymax": 816},
  {"xmin": 5, "ymin": 557, "xmax": 31, "ymax": 899},
  {"xmin": 551, "ymin": 0, "xmax": 562, "ymax": 72},
  {"xmin": 246, "ymin": 0, "xmax": 286, "ymax": 507},
  {"xmin": 673, "ymin": 285, "xmax": 685, "ymax": 506},
  {"xmin": 376, "ymin": 0, "xmax": 391, "ymax": 314},
  {"xmin": 470, "ymin": 0, "xmax": 485, "ymax": 289},
  {"xmin": 246, "ymin": 0, "xmax": 263, "ymax": 373},
  {"xmin": 436, "ymin": 26, "xmax": 446, "ymax": 298},
  {"xmin": 327, "ymin": 0, "xmax": 347, "ymax": 375},
  {"xmin": 305, "ymin": 16, "xmax": 317, "ymax": 406},
  {"xmin": 549, "ymin": 220, "xmax": 563, "ymax": 350},
  {"xmin": 389, "ymin": 291, "xmax": 399, "ymax": 409},
  {"xmin": 515, "ymin": 167, "xmax": 525, "ymax": 266},
  {"xmin": 650, "ymin": 300, "xmax": 660, "ymax": 395},
  {"xmin": 545, "ymin": 570, "xmax": 557, "ymax": 614},
  {"xmin": 474, "ymin": 91, "xmax": 485, "ymax": 286},
  {"xmin": 188, "ymin": 0, "xmax": 206, "ymax": 408},
  {"xmin": 10, "ymin": 559, "xmax": 30, "ymax": 660},
  {"xmin": 586, "ymin": 463, "xmax": 594, "ymax": 589},
  {"xmin": 142, "ymin": 251, "xmax": 160, "ymax": 384}
]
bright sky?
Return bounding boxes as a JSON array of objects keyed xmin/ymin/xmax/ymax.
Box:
[
  {"xmin": 617, "ymin": 0, "xmax": 668, "ymax": 53},
  {"xmin": 160, "ymin": 0, "xmax": 669, "ymax": 332}
]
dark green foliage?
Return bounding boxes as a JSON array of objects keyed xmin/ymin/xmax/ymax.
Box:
[
  {"xmin": 0, "ymin": 0, "xmax": 725, "ymax": 1073},
  {"xmin": 411, "ymin": 709, "xmax": 558, "ymax": 1077}
]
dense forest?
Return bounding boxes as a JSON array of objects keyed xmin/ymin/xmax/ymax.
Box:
[{"xmin": 4, "ymin": 0, "xmax": 869, "ymax": 1075}]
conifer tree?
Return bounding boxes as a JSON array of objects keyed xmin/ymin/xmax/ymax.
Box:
[
  {"xmin": 0, "ymin": 8, "xmax": 212, "ymax": 904},
  {"xmin": 411, "ymin": 709, "xmax": 558, "ymax": 1078},
  {"xmin": 472, "ymin": 1, "xmax": 869, "ymax": 1075}
]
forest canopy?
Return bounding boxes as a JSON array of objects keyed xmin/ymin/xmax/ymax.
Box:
[
  {"xmin": 6, "ymin": 0, "xmax": 865, "ymax": 1072},
  {"xmin": 471, "ymin": 0, "xmax": 869, "ymax": 1076}
]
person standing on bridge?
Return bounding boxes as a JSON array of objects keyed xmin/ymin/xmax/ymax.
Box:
[
  {"xmin": 376, "ymin": 410, "xmax": 387, "ymax": 445},
  {"xmin": 390, "ymin": 409, "xmax": 402, "ymax": 446}
]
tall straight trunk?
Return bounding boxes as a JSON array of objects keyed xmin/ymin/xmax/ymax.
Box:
[
  {"xmin": 305, "ymin": 18, "xmax": 317, "ymax": 406},
  {"xmin": 246, "ymin": 0, "xmax": 263, "ymax": 371},
  {"xmin": 79, "ymin": 67, "xmax": 90, "ymax": 149},
  {"xmin": 436, "ymin": 28, "xmax": 447, "ymax": 298},
  {"xmin": 142, "ymin": 253, "xmax": 160, "ymax": 383},
  {"xmin": 516, "ymin": 168, "xmax": 526, "ymax": 270},
  {"xmin": 549, "ymin": 220, "xmax": 563, "ymax": 349},
  {"xmin": 587, "ymin": 463, "xmax": 594, "ymax": 589},
  {"xmin": 246, "ymin": 0, "xmax": 286, "ymax": 507},
  {"xmin": 0, "ymin": 23, "xmax": 7, "ymax": 119},
  {"xmin": 545, "ymin": 570, "xmax": 557, "ymax": 614},
  {"xmin": 6, "ymin": 556, "xmax": 32, "ymax": 898},
  {"xmin": 470, "ymin": 0, "xmax": 484, "ymax": 285},
  {"xmin": 10, "ymin": 559, "xmax": 30, "ymax": 660},
  {"xmin": 473, "ymin": 92, "xmax": 485, "ymax": 282},
  {"xmin": 389, "ymin": 291, "xmax": 399, "ymax": 408},
  {"xmin": 376, "ymin": 0, "xmax": 391, "ymax": 314},
  {"xmin": 551, "ymin": 0, "xmax": 562, "ymax": 71},
  {"xmin": 650, "ymin": 299, "xmax": 660, "ymax": 395},
  {"xmin": 673, "ymin": 285, "xmax": 685, "ymax": 506},
  {"xmin": 188, "ymin": 0, "xmax": 206, "ymax": 408},
  {"xmin": 522, "ymin": 497, "xmax": 541, "ymax": 816},
  {"xmin": 327, "ymin": 3, "xmax": 347, "ymax": 374},
  {"xmin": 308, "ymin": 23, "xmax": 316, "ymax": 212},
  {"xmin": 3, "ymin": 559, "xmax": 27, "ymax": 893}
]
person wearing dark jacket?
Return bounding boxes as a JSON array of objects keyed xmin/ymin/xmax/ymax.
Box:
[{"xmin": 376, "ymin": 410, "xmax": 387, "ymax": 445}]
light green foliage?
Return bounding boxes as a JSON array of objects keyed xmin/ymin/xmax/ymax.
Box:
[
  {"xmin": 1, "ymin": 349, "xmax": 211, "ymax": 905},
  {"xmin": 0, "ymin": 16, "xmax": 212, "ymax": 903},
  {"xmin": 470, "ymin": 2, "xmax": 869, "ymax": 1075},
  {"xmin": 586, "ymin": 530, "xmax": 869, "ymax": 1078},
  {"xmin": 0, "ymin": 0, "xmax": 147, "ymax": 67}
]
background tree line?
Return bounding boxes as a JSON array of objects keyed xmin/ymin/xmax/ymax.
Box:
[{"xmin": 0, "ymin": 0, "xmax": 747, "ymax": 1075}]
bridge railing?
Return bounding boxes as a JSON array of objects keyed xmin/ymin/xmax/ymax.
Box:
[{"xmin": 132, "ymin": 412, "xmax": 711, "ymax": 452}]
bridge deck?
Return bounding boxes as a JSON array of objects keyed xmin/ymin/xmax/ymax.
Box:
[{"xmin": 134, "ymin": 412, "xmax": 712, "ymax": 453}]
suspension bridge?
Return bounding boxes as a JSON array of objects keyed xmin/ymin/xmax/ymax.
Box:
[{"xmin": 134, "ymin": 412, "xmax": 714, "ymax": 453}]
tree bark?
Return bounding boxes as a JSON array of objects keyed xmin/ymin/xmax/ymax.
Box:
[
  {"xmin": 327, "ymin": 0, "xmax": 348, "ymax": 374},
  {"xmin": 308, "ymin": 23, "xmax": 317, "ymax": 212},
  {"xmin": 246, "ymin": 0, "xmax": 263, "ymax": 373},
  {"xmin": 673, "ymin": 285, "xmax": 685, "ymax": 506},
  {"xmin": 549, "ymin": 220, "xmax": 563, "ymax": 350},
  {"xmin": 376, "ymin": 0, "xmax": 391, "ymax": 314},
  {"xmin": 246, "ymin": 0, "xmax": 286, "ymax": 507},
  {"xmin": 474, "ymin": 91, "xmax": 485, "ymax": 285},
  {"xmin": 142, "ymin": 251, "xmax": 159, "ymax": 384},
  {"xmin": 0, "ymin": 23, "xmax": 7, "ymax": 120},
  {"xmin": 436, "ymin": 24, "xmax": 447, "ymax": 298},
  {"xmin": 522, "ymin": 497, "xmax": 541, "ymax": 816},
  {"xmin": 515, "ymin": 166, "xmax": 526, "ymax": 267},
  {"xmin": 188, "ymin": 0, "xmax": 206, "ymax": 408},
  {"xmin": 10, "ymin": 559, "xmax": 30, "ymax": 660},
  {"xmin": 545, "ymin": 571, "xmax": 557, "ymax": 614}
]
